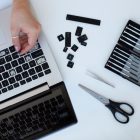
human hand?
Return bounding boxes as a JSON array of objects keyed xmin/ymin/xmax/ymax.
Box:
[{"xmin": 11, "ymin": 0, "xmax": 41, "ymax": 54}]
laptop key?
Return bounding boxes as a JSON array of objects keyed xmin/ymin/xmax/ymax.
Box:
[
  {"xmin": 9, "ymin": 77, "xmax": 16, "ymax": 84},
  {"xmin": 2, "ymin": 80, "xmax": 9, "ymax": 87},
  {"xmin": 0, "ymin": 66, "xmax": 5, "ymax": 73},
  {"xmin": 31, "ymin": 49, "xmax": 43, "ymax": 59},
  {"xmin": 0, "ymin": 75, "xmax": 3, "ymax": 81},
  {"xmin": 9, "ymin": 69, "xmax": 16, "ymax": 76},
  {"xmin": 25, "ymin": 54, "xmax": 32, "ymax": 62},
  {"xmin": 29, "ymin": 60, "xmax": 36, "ymax": 67},
  {"xmin": 3, "ymin": 72, "xmax": 9, "ymax": 79},
  {"xmin": 38, "ymin": 72, "xmax": 44, "ymax": 77},
  {"xmin": 14, "ymin": 83, "xmax": 19, "ymax": 88},
  {"xmin": 9, "ymin": 46, "xmax": 16, "ymax": 53},
  {"xmin": 5, "ymin": 55, "xmax": 12, "ymax": 62},
  {"xmin": 8, "ymin": 85, "xmax": 14, "ymax": 90},
  {"xmin": 44, "ymin": 69, "xmax": 51, "ymax": 75},
  {"xmin": 16, "ymin": 66, "xmax": 23, "ymax": 73},
  {"xmin": 12, "ymin": 52, "xmax": 19, "ymax": 59},
  {"xmin": 0, "ymin": 58, "xmax": 6, "ymax": 65},
  {"xmin": 42, "ymin": 63, "xmax": 49, "ymax": 70},
  {"xmin": 5, "ymin": 63, "xmax": 12, "ymax": 70},
  {"xmin": 11, "ymin": 60, "xmax": 18, "ymax": 67},
  {"xmin": 0, "ymin": 83, "xmax": 2, "ymax": 89},
  {"xmin": 18, "ymin": 57, "xmax": 25, "ymax": 64},
  {"xmin": 22, "ymin": 71, "xmax": 29, "ymax": 78},
  {"xmin": 22, "ymin": 63, "xmax": 29, "ymax": 70},
  {"xmin": 26, "ymin": 77, "xmax": 32, "ymax": 83},
  {"xmin": 20, "ymin": 80, "xmax": 26, "ymax": 85},
  {"xmin": 2, "ymin": 88, "xmax": 7, "ymax": 93},
  {"xmin": 28, "ymin": 68, "xmax": 36, "ymax": 76},
  {"xmin": 15, "ymin": 74, "xmax": 22, "ymax": 81},
  {"xmin": 35, "ymin": 66, "xmax": 42, "ymax": 73},
  {"xmin": 0, "ymin": 49, "xmax": 9, "ymax": 57},
  {"xmin": 32, "ymin": 75, "xmax": 38, "ymax": 80}
]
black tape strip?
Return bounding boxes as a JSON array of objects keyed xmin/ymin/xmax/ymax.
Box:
[{"xmin": 66, "ymin": 14, "xmax": 101, "ymax": 26}]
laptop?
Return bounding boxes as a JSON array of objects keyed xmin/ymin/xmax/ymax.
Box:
[{"xmin": 0, "ymin": 7, "xmax": 77, "ymax": 140}]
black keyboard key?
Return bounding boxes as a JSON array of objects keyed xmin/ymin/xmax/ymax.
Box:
[
  {"xmin": 5, "ymin": 63, "xmax": 12, "ymax": 70},
  {"xmin": 22, "ymin": 71, "xmax": 29, "ymax": 78},
  {"xmin": 0, "ymin": 66, "xmax": 5, "ymax": 73},
  {"xmin": 9, "ymin": 77, "xmax": 16, "ymax": 84},
  {"xmin": 35, "ymin": 66, "xmax": 42, "ymax": 73},
  {"xmin": 2, "ymin": 88, "xmax": 7, "ymax": 93},
  {"xmin": 2, "ymin": 80, "xmax": 9, "ymax": 87},
  {"xmin": 22, "ymin": 63, "xmax": 29, "ymax": 70},
  {"xmin": 32, "ymin": 75, "xmax": 38, "ymax": 80},
  {"xmin": 29, "ymin": 60, "xmax": 36, "ymax": 67},
  {"xmin": 5, "ymin": 55, "xmax": 12, "ymax": 62},
  {"xmin": 0, "ymin": 58, "xmax": 5, "ymax": 65},
  {"xmin": 42, "ymin": 63, "xmax": 49, "ymax": 70},
  {"xmin": 12, "ymin": 52, "xmax": 19, "ymax": 59},
  {"xmin": 38, "ymin": 72, "xmax": 44, "ymax": 77},
  {"xmin": 0, "ymin": 49, "xmax": 9, "ymax": 57},
  {"xmin": 31, "ymin": 49, "xmax": 43, "ymax": 59},
  {"xmin": 28, "ymin": 68, "xmax": 36, "ymax": 76},
  {"xmin": 18, "ymin": 57, "xmax": 25, "ymax": 64},
  {"xmin": 11, "ymin": 60, "xmax": 18, "ymax": 67},
  {"xmin": 44, "ymin": 69, "xmax": 51, "ymax": 75},
  {"xmin": 9, "ymin": 46, "xmax": 16, "ymax": 53},
  {"xmin": 0, "ymin": 83, "xmax": 2, "ymax": 89},
  {"xmin": 16, "ymin": 66, "xmax": 23, "ymax": 73},
  {"xmin": 3, "ymin": 72, "xmax": 9, "ymax": 79},
  {"xmin": 14, "ymin": 83, "xmax": 19, "ymax": 88},
  {"xmin": 8, "ymin": 85, "xmax": 14, "ymax": 90},
  {"xmin": 15, "ymin": 74, "xmax": 22, "ymax": 81},
  {"xmin": 20, "ymin": 80, "xmax": 26, "ymax": 85},
  {"xmin": 26, "ymin": 77, "xmax": 32, "ymax": 83},
  {"xmin": 0, "ymin": 74, "xmax": 3, "ymax": 81}
]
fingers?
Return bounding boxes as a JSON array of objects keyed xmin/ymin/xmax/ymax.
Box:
[
  {"xmin": 20, "ymin": 28, "xmax": 40, "ymax": 54},
  {"xmin": 11, "ymin": 28, "xmax": 21, "ymax": 52}
]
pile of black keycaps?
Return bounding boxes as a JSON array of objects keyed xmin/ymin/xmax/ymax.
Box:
[{"xmin": 57, "ymin": 26, "xmax": 88, "ymax": 68}]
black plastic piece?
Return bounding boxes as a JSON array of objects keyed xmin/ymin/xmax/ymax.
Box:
[
  {"xmin": 75, "ymin": 26, "xmax": 83, "ymax": 36},
  {"xmin": 63, "ymin": 47, "xmax": 68, "ymax": 52},
  {"xmin": 57, "ymin": 34, "xmax": 64, "ymax": 42},
  {"xmin": 77, "ymin": 34, "xmax": 88, "ymax": 43},
  {"xmin": 65, "ymin": 32, "xmax": 71, "ymax": 47},
  {"xmin": 81, "ymin": 41, "xmax": 87, "ymax": 46},
  {"xmin": 66, "ymin": 14, "xmax": 101, "ymax": 26},
  {"xmin": 71, "ymin": 44, "xmax": 78, "ymax": 52},
  {"xmin": 67, "ymin": 54, "xmax": 74, "ymax": 61},
  {"xmin": 67, "ymin": 61, "xmax": 74, "ymax": 68}
]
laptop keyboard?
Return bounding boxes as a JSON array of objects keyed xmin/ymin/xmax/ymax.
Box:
[
  {"xmin": 0, "ymin": 43, "xmax": 51, "ymax": 95},
  {"xmin": 0, "ymin": 88, "xmax": 77, "ymax": 140}
]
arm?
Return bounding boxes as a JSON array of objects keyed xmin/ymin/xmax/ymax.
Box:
[{"xmin": 11, "ymin": 0, "xmax": 41, "ymax": 54}]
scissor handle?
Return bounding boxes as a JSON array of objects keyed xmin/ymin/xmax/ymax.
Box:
[{"xmin": 106, "ymin": 100, "xmax": 134, "ymax": 124}]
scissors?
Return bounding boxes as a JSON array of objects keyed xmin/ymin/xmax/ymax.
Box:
[{"xmin": 79, "ymin": 84, "xmax": 134, "ymax": 124}]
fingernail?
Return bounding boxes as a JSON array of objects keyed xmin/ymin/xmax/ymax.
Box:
[{"xmin": 15, "ymin": 46, "xmax": 20, "ymax": 52}]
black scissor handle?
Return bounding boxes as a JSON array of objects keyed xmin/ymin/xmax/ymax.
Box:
[{"xmin": 105, "ymin": 100, "xmax": 134, "ymax": 124}]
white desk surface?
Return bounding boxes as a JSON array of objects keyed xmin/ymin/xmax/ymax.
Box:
[{"xmin": 30, "ymin": 0, "xmax": 140, "ymax": 140}]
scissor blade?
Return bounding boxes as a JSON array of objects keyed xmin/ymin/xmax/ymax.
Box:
[{"xmin": 79, "ymin": 84, "xmax": 110, "ymax": 105}]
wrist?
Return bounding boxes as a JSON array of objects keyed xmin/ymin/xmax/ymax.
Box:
[{"xmin": 13, "ymin": 0, "xmax": 29, "ymax": 8}]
